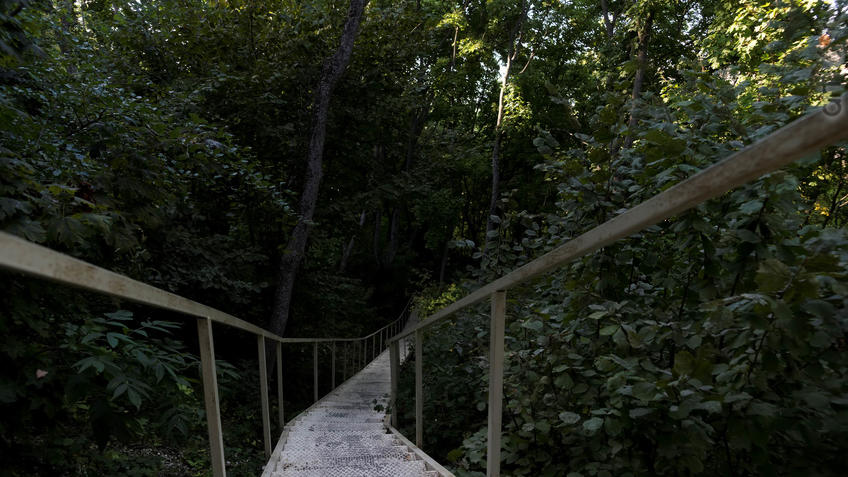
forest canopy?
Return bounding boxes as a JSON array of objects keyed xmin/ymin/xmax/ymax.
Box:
[{"xmin": 1, "ymin": 0, "xmax": 847, "ymax": 475}]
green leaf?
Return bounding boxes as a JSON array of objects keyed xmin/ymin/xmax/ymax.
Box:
[
  {"xmin": 736, "ymin": 229, "xmax": 761, "ymax": 243},
  {"xmin": 724, "ymin": 392, "xmax": 752, "ymax": 404},
  {"xmin": 105, "ymin": 310, "xmax": 133, "ymax": 321},
  {"xmin": 588, "ymin": 311, "xmax": 607, "ymax": 320},
  {"xmin": 583, "ymin": 417, "xmax": 604, "ymax": 433},
  {"xmin": 739, "ymin": 200, "xmax": 763, "ymax": 214},
  {"xmin": 748, "ymin": 401, "xmax": 778, "ymax": 416},
  {"xmin": 802, "ymin": 300, "xmax": 835, "ymax": 319},
  {"xmin": 809, "ymin": 331, "xmax": 832, "ymax": 348},
  {"xmin": 559, "ymin": 411, "xmax": 581, "ymax": 425},
  {"xmin": 629, "ymin": 407, "xmax": 653, "ymax": 418},
  {"xmin": 599, "ymin": 324, "xmax": 619, "ymax": 336},
  {"xmin": 127, "ymin": 388, "xmax": 142, "ymax": 409},
  {"xmin": 554, "ymin": 373, "xmax": 573, "ymax": 389},
  {"xmin": 696, "ymin": 400, "xmax": 722, "ymax": 414},
  {"xmin": 686, "ymin": 335, "xmax": 702, "ymax": 349},
  {"xmin": 75, "ymin": 356, "xmax": 106, "ymax": 374},
  {"xmin": 799, "ymin": 391, "xmax": 829, "ymax": 409},
  {"xmin": 106, "ymin": 332, "xmax": 120, "ymax": 348},
  {"xmin": 632, "ymin": 382, "xmax": 657, "ymax": 402},
  {"xmin": 756, "ymin": 259, "xmax": 791, "ymax": 293},
  {"xmin": 612, "ymin": 328, "xmax": 628, "ymax": 347},
  {"xmin": 673, "ymin": 350, "xmax": 695, "ymax": 376},
  {"xmin": 112, "ymin": 382, "xmax": 128, "ymax": 399}
]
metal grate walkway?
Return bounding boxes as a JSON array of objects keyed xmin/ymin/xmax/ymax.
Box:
[{"xmin": 262, "ymin": 338, "xmax": 450, "ymax": 477}]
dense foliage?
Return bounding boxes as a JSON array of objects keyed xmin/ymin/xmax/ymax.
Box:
[
  {"xmin": 397, "ymin": 1, "xmax": 848, "ymax": 476},
  {"xmin": 1, "ymin": 0, "xmax": 846, "ymax": 475}
]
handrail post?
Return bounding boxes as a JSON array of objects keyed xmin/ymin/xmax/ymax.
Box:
[
  {"xmin": 487, "ymin": 291, "xmax": 506, "ymax": 477},
  {"xmin": 197, "ymin": 317, "xmax": 226, "ymax": 477},
  {"xmin": 331, "ymin": 341, "xmax": 336, "ymax": 389},
  {"xmin": 313, "ymin": 341, "xmax": 319, "ymax": 402},
  {"xmin": 362, "ymin": 338, "xmax": 366, "ymax": 368},
  {"xmin": 379, "ymin": 328, "xmax": 383, "ymax": 352},
  {"xmin": 415, "ymin": 329, "xmax": 423, "ymax": 448},
  {"xmin": 343, "ymin": 342, "xmax": 348, "ymax": 381},
  {"xmin": 276, "ymin": 341, "xmax": 284, "ymax": 429},
  {"xmin": 257, "ymin": 336, "xmax": 272, "ymax": 459},
  {"xmin": 372, "ymin": 333, "xmax": 376, "ymax": 360},
  {"xmin": 390, "ymin": 340, "xmax": 400, "ymax": 428}
]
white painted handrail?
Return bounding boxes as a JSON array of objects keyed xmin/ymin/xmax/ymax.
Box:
[{"xmin": 388, "ymin": 95, "xmax": 848, "ymax": 477}]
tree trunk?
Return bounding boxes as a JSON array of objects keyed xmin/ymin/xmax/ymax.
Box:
[
  {"xmin": 267, "ymin": 0, "xmax": 368, "ymax": 338},
  {"xmin": 339, "ymin": 210, "xmax": 366, "ymax": 273},
  {"xmin": 622, "ymin": 9, "xmax": 653, "ymax": 149},
  {"xmin": 58, "ymin": 0, "xmax": 78, "ymax": 74},
  {"xmin": 451, "ymin": 26, "xmax": 459, "ymax": 70},
  {"xmin": 385, "ymin": 207, "xmax": 400, "ymax": 265},
  {"xmin": 373, "ymin": 208, "xmax": 382, "ymax": 267},
  {"xmin": 823, "ymin": 180, "xmax": 844, "ymax": 228},
  {"xmin": 600, "ymin": 0, "xmax": 615, "ymax": 39},
  {"xmin": 484, "ymin": 4, "xmax": 526, "ymax": 243},
  {"xmin": 438, "ymin": 239, "xmax": 450, "ymax": 283},
  {"xmin": 405, "ymin": 100, "xmax": 430, "ymax": 170},
  {"xmin": 484, "ymin": 47, "xmax": 513, "ymax": 241}
]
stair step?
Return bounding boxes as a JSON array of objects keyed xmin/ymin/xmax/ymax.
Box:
[
  {"xmin": 263, "ymin": 333, "xmax": 444, "ymax": 477},
  {"xmin": 270, "ymin": 459, "xmax": 427, "ymax": 477}
]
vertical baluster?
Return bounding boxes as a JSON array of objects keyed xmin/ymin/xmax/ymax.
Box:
[
  {"xmin": 390, "ymin": 340, "xmax": 400, "ymax": 428},
  {"xmin": 331, "ymin": 341, "xmax": 336, "ymax": 389},
  {"xmin": 276, "ymin": 341, "xmax": 284, "ymax": 429},
  {"xmin": 197, "ymin": 318, "xmax": 226, "ymax": 477},
  {"xmin": 313, "ymin": 342, "xmax": 318, "ymax": 402},
  {"xmin": 415, "ymin": 329, "xmax": 423, "ymax": 448},
  {"xmin": 372, "ymin": 334, "xmax": 376, "ymax": 361},
  {"xmin": 343, "ymin": 341, "xmax": 348, "ymax": 381},
  {"xmin": 487, "ymin": 291, "xmax": 506, "ymax": 477},
  {"xmin": 257, "ymin": 336, "xmax": 271, "ymax": 459}
]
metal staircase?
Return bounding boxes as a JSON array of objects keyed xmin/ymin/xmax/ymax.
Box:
[
  {"xmin": 0, "ymin": 94, "xmax": 845, "ymax": 476},
  {"xmin": 263, "ymin": 339, "xmax": 451, "ymax": 477}
]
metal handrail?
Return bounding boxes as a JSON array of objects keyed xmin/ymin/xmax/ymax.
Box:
[
  {"xmin": 0, "ymin": 231, "xmax": 414, "ymax": 477},
  {"xmin": 387, "ymin": 95, "xmax": 848, "ymax": 477}
]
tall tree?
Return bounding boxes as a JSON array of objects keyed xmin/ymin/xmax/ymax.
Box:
[
  {"xmin": 622, "ymin": 3, "xmax": 654, "ymax": 148},
  {"xmin": 268, "ymin": 0, "xmax": 369, "ymax": 337},
  {"xmin": 485, "ymin": 0, "xmax": 529, "ymax": 241}
]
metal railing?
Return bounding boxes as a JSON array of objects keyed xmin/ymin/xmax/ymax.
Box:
[
  {"xmin": 0, "ymin": 231, "xmax": 412, "ymax": 477},
  {"xmin": 387, "ymin": 94, "xmax": 848, "ymax": 477}
]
